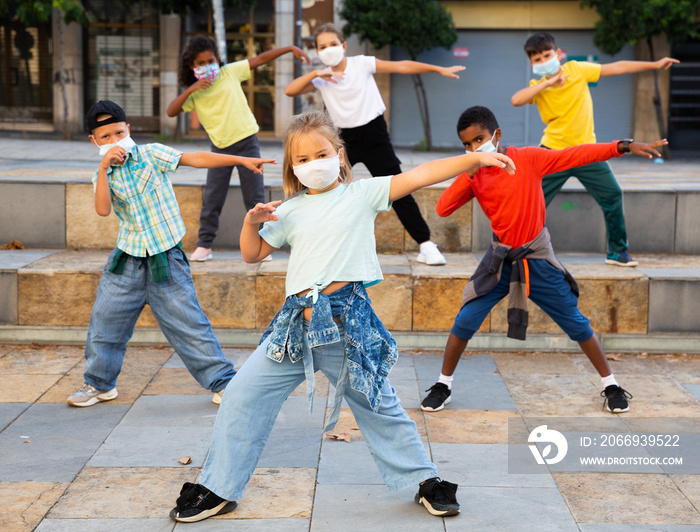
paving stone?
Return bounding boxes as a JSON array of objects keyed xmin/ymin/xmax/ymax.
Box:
[
  {"xmin": 671, "ymin": 475, "xmax": 700, "ymax": 514},
  {"xmin": 578, "ymin": 525, "xmax": 700, "ymax": 531},
  {"xmin": 317, "ymin": 440, "xmax": 385, "ymax": 485},
  {"xmin": 420, "ymin": 372, "xmax": 517, "ymax": 411},
  {"xmin": 449, "ymin": 486, "xmax": 579, "ymax": 531},
  {"xmin": 0, "ymin": 375, "xmax": 62, "ymax": 402},
  {"xmin": 0, "ymin": 404, "xmax": 129, "ymax": 481},
  {"xmin": 35, "ymin": 519, "xmax": 174, "ymax": 532},
  {"xmin": 554, "ymin": 473, "xmax": 700, "ymax": 525},
  {"xmin": 0, "ymin": 346, "xmax": 83, "ymax": 374},
  {"xmin": 48, "ymin": 467, "xmax": 197, "ymax": 519},
  {"xmin": 107, "ymin": 394, "xmax": 219, "ymax": 427},
  {"xmin": 88, "ymin": 425, "xmax": 214, "ymax": 468},
  {"xmin": 173, "ymin": 518, "xmax": 310, "ymax": 531},
  {"xmin": 0, "ymin": 250, "xmax": 60, "ymax": 270},
  {"xmin": 0, "ymin": 402, "xmax": 30, "ymax": 431},
  {"xmin": 143, "ymin": 368, "xmax": 215, "ymax": 396},
  {"xmin": 390, "ymin": 378, "xmax": 422, "ymax": 409},
  {"xmin": 423, "ymin": 409, "xmax": 520, "ymax": 444},
  {"xmin": 492, "ymin": 352, "xmax": 582, "ymax": 375},
  {"xmin": 502, "ymin": 373, "xmax": 609, "ymax": 417},
  {"xmin": 0, "ymin": 481, "xmax": 69, "ymax": 532},
  {"xmin": 215, "ymin": 468, "xmax": 316, "ymax": 520},
  {"xmin": 310, "ymin": 484, "xmax": 444, "ymax": 532},
  {"xmin": 430, "ymin": 443, "xmax": 556, "ymax": 488},
  {"xmin": 684, "ymin": 385, "xmax": 700, "ymax": 402}
]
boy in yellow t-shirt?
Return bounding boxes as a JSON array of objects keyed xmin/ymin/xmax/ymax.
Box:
[{"xmin": 511, "ymin": 32, "xmax": 678, "ymax": 266}]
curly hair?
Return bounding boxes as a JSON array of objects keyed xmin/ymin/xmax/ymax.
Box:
[
  {"xmin": 178, "ymin": 35, "xmax": 221, "ymax": 88},
  {"xmin": 456, "ymin": 106, "xmax": 500, "ymax": 136},
  {"xmin": 282, "ymin": 112, "xmax": 351, "ymax": 198}
]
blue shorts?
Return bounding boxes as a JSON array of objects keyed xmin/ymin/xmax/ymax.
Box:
[{"xmin": 452, "ymin": 259, "xmax": 594, "ymax": 342}]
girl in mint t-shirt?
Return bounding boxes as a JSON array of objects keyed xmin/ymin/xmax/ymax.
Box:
[
  {"xmin": 167, "ymin": 35, "xmax": 309, "ymax": 262},
  {"xmin": 168, "ymin": 111, "xmax": 516, "ymax": 524}
]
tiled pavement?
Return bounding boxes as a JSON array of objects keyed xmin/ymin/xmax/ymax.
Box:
[{"xmin": 2, "ymin": 344, "xmax": 700, "ymax": 531}]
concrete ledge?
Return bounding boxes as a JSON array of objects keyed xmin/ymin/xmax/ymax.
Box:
[{"xmin": 1, "ymin": 325, "xmax": 698, "ymax": 354}]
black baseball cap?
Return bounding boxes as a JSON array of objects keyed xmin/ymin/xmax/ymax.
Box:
[{"xmin": 86, "ymin": 100, "xmax": 127, "ymax": 132}]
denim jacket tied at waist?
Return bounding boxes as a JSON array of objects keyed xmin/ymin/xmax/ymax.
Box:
[{"xmin": 260, "ymin": 282, "xmax": 398, "ymax": 430}]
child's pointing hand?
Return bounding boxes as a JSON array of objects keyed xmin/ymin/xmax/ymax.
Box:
[
  {"xmin": 440, "ymin": 65, "xmax": 466, "ymax": 79},
  {"xmin": 241, "ymin": 158, "xmax": 278, "ymax": 174}
]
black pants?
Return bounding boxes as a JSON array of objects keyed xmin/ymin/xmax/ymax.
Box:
[{"xmin": 340, "ymin": 115, "xmax": 431, "ymax": 244}]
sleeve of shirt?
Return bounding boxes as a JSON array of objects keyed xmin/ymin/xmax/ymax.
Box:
[
  {"xmin": 146, "ymin": 143, "xmax": 183, "ymax": 173},
  {"xmin": 356, "ymin": 175, "xmax": 392, "ymax": 212},
  {"xmin": 436, "ymin": 172, "xmax": 475, "ymax": 217},
  {"xmin": 259, "ymin": 216, "xmax": 287, "ymax": 249},
  {"xmin": 181, "ymin": 92, "xmax": 195, "ymax": 113},
  {"xmin": 226, "ymin": 60, "xmax": 251, "ymax": 82},
  {"xmin": 577, "ymin": 61, "xmax": 602, "ymax": 83},
  {"xmin": 361, "ymin": 55, "xmax": 377, "ymax": 74},
  {"xmin": 527, "ymin": 142, "xmax": 622, "ymax": 178}
]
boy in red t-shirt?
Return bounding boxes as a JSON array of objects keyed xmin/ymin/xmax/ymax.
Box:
[{"xmin": 420, "ymin": 106, "xmax": 666, "ymax": 414}]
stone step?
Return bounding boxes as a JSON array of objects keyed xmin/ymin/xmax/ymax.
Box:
[
  {"xmin": 1, "ymin": 178, "xmax": 699, "ymax": 255},
  {"xmin": 2, "ymin": 250, "xmax": 700, "ymax": 339}
]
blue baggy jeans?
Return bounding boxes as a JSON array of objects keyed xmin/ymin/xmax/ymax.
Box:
[
  {"xmin": 83, "ymin": 247, "xmax": 236, "ymax": 392},
  {"xmin": 198, "ymin": 325, "xmax": 437, "ymax": 501}
]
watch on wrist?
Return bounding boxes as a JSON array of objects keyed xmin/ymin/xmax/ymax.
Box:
[{"xmin": 621, "ymin": 139, "xmax": 634, "ymax": 153}]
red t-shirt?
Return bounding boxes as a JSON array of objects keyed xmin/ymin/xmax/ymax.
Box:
[{"xmin": 436, "ymin": 142, "xmax": 623, "ymax": 248}]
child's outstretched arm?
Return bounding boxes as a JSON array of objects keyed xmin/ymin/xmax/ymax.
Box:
[
  {"xmin": 179, "ymin": 152, "xmax": 276, "ymax": 174},
  {"xmin": 166, "ymin": 78, "xmax": 213, "ymax": 117},
  {"xmin": 511, "ymin": 71, "xmax": 569, "ymax": 106},
  {"xmin": 240, "ymin": 201, "xmax": 281, "ymax": 263},
  {"xmin": 249, "ymin": 46, "xmax": 310, "ymax": 69},
  {"xmin": 285, "ymin": 68, "xmax": 342, "ymax": 96},
  {"xmin": 375, "ymin": 59, "xmax": 465, "ymax": 79},
  {"xmin": 389, "ymin": 152, "xmax": 515, "ymax": 202},
  {"xmin": 600, "ymin": 57, "xmax": 679, "ymax": 77}
]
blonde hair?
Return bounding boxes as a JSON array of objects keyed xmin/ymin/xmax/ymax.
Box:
[
  {"xmin": 282, "ymin": 111, "xmax": 351, "ymax": 198},
  {"xmin": 313, "ymin": 23, "xmax": 345, "ymax": 49}
]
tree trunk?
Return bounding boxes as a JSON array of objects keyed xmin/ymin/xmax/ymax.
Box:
[
  {"xmin": 647, "ymin": 37, "xmax": 669, "ymax": 158},
  {"xmin": 212, "ymin": 0, "xmax": 227, "ymax": 64},
  {"xmin": 411, "ymin": 73, "xmax": 432, "ymax": 150},
  {"xmin": 59, "ymin": 19, "xmax": 68, "ymax": 140}
]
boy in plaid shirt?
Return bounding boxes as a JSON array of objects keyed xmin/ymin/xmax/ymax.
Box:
[{"xmin": 67, "ymin": 100, "xmax": 274, "ymax": 408}]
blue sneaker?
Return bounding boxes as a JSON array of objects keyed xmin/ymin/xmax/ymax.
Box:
[{"xmin": 605, "ymin": 251, "xmax": 638, "ymax": 267}]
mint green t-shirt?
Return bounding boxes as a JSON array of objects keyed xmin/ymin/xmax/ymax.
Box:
[
  {"xmin": 260, "ymin": 176, "xmax": 393, "ymax": 297},
  {"xmin": 182, "ymin": 60, "xmax": 259, "ymax": 148}
]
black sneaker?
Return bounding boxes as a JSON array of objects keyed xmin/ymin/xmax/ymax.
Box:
[
  {"xmin": 601, "ymin": 385, "xmax": 633, "ymax": 413},
  {"xmin": 414, "ymin": 477, "xmax": 460, "ymax": 516},
  {"xmin": 421, "ymin": 382, "xmax": 451, "ymax": 411},
  {"xmin": 169, "ymin": 482, "xmax": 237, "ymax": 523}
]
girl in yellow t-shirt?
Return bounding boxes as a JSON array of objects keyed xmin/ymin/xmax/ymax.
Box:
[{"xmin": 167, "ymin": 35, "xmax": 309, "ymax": 262}]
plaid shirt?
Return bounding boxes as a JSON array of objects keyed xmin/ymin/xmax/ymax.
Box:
[{"xmin": 93, "ymin": 143, "xmax": 185, "ymax": 257}]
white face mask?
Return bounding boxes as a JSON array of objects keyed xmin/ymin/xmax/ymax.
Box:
[
  {"xmin": 317, "ymin": 45, "xmax": 345, "ymax": 67},
  {"xmin": 466, "ymin": 131, "xmax": 499, "ymax": 154},
  {"xmin": 293, "ymin": 154, "xmax": 341, "ymax": 190},
  {"xmin": 98, "ymin": 135, "xmax": 136, "ymax": 157},
  {"xmin": 532, "ymin": 55, "xmax": 561, "ymax": 77}
]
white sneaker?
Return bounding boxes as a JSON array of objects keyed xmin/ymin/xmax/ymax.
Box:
[
  {"xmin": 417, "ymin": 241, "xmax": 446, "ymax": 266},
  {"xmin": 67, "ymin": 383, "xmax": 118, "ymax": 407},
  {"xmin": 190, "ymin": 247, "xmax": 213, "ymax": 262}
]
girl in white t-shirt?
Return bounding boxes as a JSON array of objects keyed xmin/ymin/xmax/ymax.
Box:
[
  {"xmin": 285, "ymin": 23, "xmax": 466, "ymax": 266},
  {"xmin": 169, "ymin": 111, "xmax": 515, "ymax": 524}
]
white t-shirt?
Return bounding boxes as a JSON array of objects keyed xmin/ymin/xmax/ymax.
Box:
[
  {"xmin": 259, "ymin": 176, "xmax": 393, "ymax": 297},
  {"xmin": 311, "ymin": 55, "xmax": 386, "ymax": 129}
]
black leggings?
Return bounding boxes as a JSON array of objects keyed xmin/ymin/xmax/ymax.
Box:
[{"xmin": 340, "ymin": 115, "xmax": 431, "ymax": 244}]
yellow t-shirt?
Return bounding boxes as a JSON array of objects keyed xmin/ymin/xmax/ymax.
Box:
[
  {"xmin": 182, "ymin": 60, "xmax": 259, "ymax": 149},
  {"xmin": 530, "ymin": 60, "xmax": 602, "ymax": 149}
]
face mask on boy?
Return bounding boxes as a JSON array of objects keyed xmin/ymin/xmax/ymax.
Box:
[
  {"xmin": 532, "ymin": 55, "xmax": 561, "ymax": 77},
  {"xmin": 193, "ymin": 63, "xmax": 221, "ymax": 82},
  {"xmin": 466, "ymin": 131, "xmax": 499, "ymax": 154},
  {"xmin": 317, "ymin": 45, "xmax": 345, "ymax": 67},
  {"xmin": 98, "ymin": 135, "xmax": 136, "ymax": 157},
  {"xmin": 293, "ymin": 154, "xmax": 341, "ymax": 190}
]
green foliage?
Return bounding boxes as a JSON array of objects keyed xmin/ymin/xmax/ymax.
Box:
[
  {"xmin": 340, "ymin": 0, "xmax": 457, "ymax": 60},
  {"xmin": 0, "ymin": 0, "xmax": 91, "ymax": 25},
  {"xmin": 580, "ymin": 0, "xmax": 700, "ymax": 55}
]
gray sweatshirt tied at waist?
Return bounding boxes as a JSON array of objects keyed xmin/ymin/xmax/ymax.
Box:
[{"xmin": 461, "ymin": 226, "xmax": 578, "ymax": 340}]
